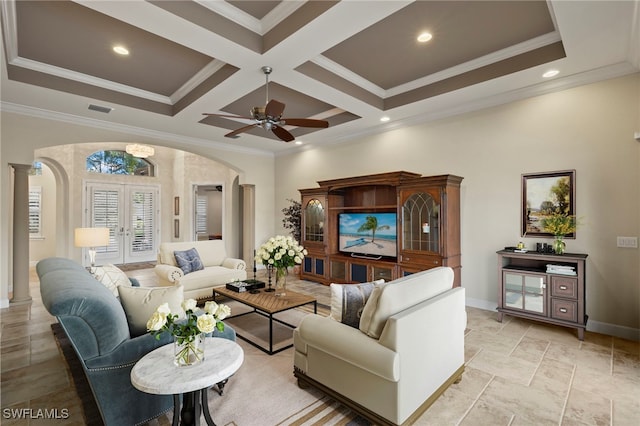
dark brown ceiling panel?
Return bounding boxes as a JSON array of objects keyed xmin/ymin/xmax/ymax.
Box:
[
  {"xmin": 385, "ymin": 41, "xmax": 566, "ymax": 110},
  {"xmin": 7, "ymin": 64, "xmax": 173, "ymax": 115},
  {"xmin": 226, "ymin": 1, "xmax": 282, "ymax": 20},
  {"xmin": 149, "ymin": 0, "xmax": 262, "ymax": 53},
  {"xmin": 173, "ymin": 64, "xmax": 239, "ymax": 115},
  {"xmin": 16, "ymin": 0, "xmax": 213, "ymax": 96},
  {"xmin": 323, "ymin": 1, "xmax": 555, "ymax": 89},
  {"xmin": 296, "ymin": 61, "xmax": 383, "ymax": 109},
  {"xmin": 262, "ymin": 1, "xmax": 339, "ymax": 53}
]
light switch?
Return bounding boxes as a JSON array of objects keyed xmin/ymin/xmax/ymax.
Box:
[{"xmin": 617, "ymin": 237, "xmax": 638, "ymax": 248}]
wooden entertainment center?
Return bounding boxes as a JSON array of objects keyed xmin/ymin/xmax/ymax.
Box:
[{"xmin": 299, "ymin": 171, "xmax": 463, "ymax": 287}]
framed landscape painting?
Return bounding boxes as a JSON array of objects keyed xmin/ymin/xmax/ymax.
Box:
[{"xmin": 521, "ymin": 170, "xmax": 576, "ymax": 237}]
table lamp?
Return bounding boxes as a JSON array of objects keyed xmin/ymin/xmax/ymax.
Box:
[{"xmin": 74, "ymin": 227, "xmax": 110, "ymax": 268}]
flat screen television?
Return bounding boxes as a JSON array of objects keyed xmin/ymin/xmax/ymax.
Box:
[{"xmin": 338, "ymin": 212, "xmax": 397, "ymax": 258}]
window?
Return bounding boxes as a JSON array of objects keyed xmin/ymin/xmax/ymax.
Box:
[
  {"xmin": 196, "ymin": 196, "xmax": 208, "ymax": 234},
  {"xmin": 29, "ymin": 161, "xmax": 42, "ymax": 176},
  {"xmin": 29, "ymin": 186, "xmax": 42, "ymax": 238},
  {"xmin": 86, "ymin": 150, "xmax": 154, "ymax": 176}
]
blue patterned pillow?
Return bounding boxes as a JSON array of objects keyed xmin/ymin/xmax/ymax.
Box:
[{"xmin": 174, "ymin": 248, "xmax": 204, "ymax": 275}]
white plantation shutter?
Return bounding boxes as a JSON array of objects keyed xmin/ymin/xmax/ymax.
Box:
[
  {"xmin": 196, "ymin": 195, "xmax": 208, "ymax": 234},
  {"xmin": 28, "ymin": 186, "xmax": 42, "ymax": 237},
  {"xmin": 130, "ymin": 189, "xmax": 155, "ymax": 253},
  {"xmin": 91, "ymin": 188, "xmax": 120, "ymax": 255}
]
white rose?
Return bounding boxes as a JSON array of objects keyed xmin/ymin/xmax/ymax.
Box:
[
  {"xmin": 288, "ymin": 249, "xmax": 295, "ymax": 257},
  {"xmin": 203, "ymin": 301, "xmax": 218, "ymax": 315},
  {"xmin": 156, "ymin": 302, "xmax": 171, "ymax": 316},
  {"xmin": 294, "ymin": 256, "xmax": 302, "ymax": 264},
  {"xmin": 268, "ymin": 258, "xmax": 274, "ymax": 265},
  {"xmin": 274, "ymin": 253, "xmax": 282, "ymax": 261},
  {"xmin": 146, "ymin": 311, "xmax": 167, "ymax": 331},
  {"xmin": 216, "ymin": 304, "xmax": 231, "ymax": 320},
  {"xmin": 197, "ymin": 314, "xmax": 216, "ymax": 333},
  {"xmin": 182, "ymin": 298, "xmax": 198, "ymax": 313}
]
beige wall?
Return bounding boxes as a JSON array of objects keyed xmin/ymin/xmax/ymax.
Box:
[
  {"xmin": 274, "ymin": 74, "xmax": 640, "ymax": 338},
  {"xmin": 0, "ymin": 115, "xmax": 275, "ymax": 307}
]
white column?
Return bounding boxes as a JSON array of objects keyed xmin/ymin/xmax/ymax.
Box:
[
  {"xmin": 240, "ymin": 184, "xmax": 255, "ymax": 275},
  {"xmin": 10, "ymin": 164, "xmax": 32, "ymax": 304}
]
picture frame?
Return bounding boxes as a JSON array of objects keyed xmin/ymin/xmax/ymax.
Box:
[
  {"xmin": 174, "ymin": 219, "xmax": 180, "ymax": 238},
  {"xmin": 521, "ymin": 170, "xmax": 576, "ymax": 238},
  {"xmin": 174, "ymin": 196, "xmax": 180, "ymax": 215}
]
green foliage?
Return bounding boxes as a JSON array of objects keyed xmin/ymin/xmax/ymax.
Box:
[{"xmin": 282, "ymin": 198, "xmax": 302, "ymax": 242}]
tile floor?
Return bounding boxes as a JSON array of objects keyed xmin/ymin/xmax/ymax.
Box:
[{"xmin": 1, "ymin": 266, "xmax": 638, "ymax": 425}]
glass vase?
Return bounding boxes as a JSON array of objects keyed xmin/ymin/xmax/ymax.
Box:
[
  {"xmin": 553, "ymin": 236, "xmax": 566, "ymax": 255},
  {"xmin": 173, "ymin": 333, "xmax": 205, "ymax": 367},
  {"xmin": 275, "ymin": 267, "xmax": 288, "ymax": 296}
]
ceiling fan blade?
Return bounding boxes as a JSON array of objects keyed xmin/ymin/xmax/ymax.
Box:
[
  {"xmin": 281, "ymin": 118, "xmax": 329, "ymax": 128},
  {"xmin": 265, "ymin": 99, "xmax": 286, "ymax": 118},
  {"xmin": 272, "ymin": 126, "xmax": 295, "ymax": 142},
  {"xmin": 203, "ymin": 113, "xmax": 253, "ymax": 120},
  {"xmin": 225, "ymin": 124, "xmax": 258, "ymax": 138}
]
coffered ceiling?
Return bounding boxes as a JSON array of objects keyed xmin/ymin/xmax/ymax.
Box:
[{"xmin": 1, "ymin": 1, "xmax": 638, "ymax": 154}]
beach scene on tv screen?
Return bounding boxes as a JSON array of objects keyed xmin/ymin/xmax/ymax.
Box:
[{"xmin": 339, "ymin": 213, "xmax": 397, "ymax": 257}]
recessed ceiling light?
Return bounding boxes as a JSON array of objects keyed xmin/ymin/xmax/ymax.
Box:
[
  {"xmin": 543, "ymin": 69, "xmax": 559, "ymax": 78},
  {"xmin": 417, "ymin": 32, "xmax": 433, "ymax": 43},
  {"xmin": 380, "ymin": 116, "xmax": 390, "ymax": 122},
  {"xmin": 295, "ymin": 140, "xmax": 303, "ymax": 145},
  {"xmin": 113, "ymin": 45, "xmax": 129, "ymax": 55}
]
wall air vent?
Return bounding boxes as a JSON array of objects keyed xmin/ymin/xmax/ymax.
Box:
[{"xmin": 88, "ymin": 104, "xmax": 113, "ymax": 114}]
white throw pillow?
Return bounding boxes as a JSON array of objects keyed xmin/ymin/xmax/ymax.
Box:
[
  {"xmin": 118, "ymin": 285, "xmax": 184, "ymax": 337},
  {"xmin": 92, "ymin": 264, "xmax": 131, "ymax": 297},
  {"xmin": 330, "ymin": 280, "xmax": 383, "ymax": 328}
]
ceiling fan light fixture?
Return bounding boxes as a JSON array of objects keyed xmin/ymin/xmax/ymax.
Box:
[{"xmin": 126, "ymin": 143, "xmax": 154, "ymax": 158}]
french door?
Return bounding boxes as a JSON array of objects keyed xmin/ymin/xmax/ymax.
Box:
[{"xmin": 85, "ymin": 182, "xmax": 160, "ymax": 265}]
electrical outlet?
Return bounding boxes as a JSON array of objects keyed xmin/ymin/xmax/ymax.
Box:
[{"xmin": 617, "ymin": 237, "xmax": 638, "ymax": 248}]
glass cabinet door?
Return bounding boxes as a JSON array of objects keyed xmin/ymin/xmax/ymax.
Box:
[
  {"xmin": 402, "ymin": 192, "xmax": 439, "ymax": 252},
  {"xmin": 503, "ymin": 272, "xmax": 546, "ymax": 315},
  {"xmin": 304, "ymin": 199, "xmax": 324, "ymax": 242}
]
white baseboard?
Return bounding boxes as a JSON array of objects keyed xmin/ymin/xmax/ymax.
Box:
[
  {"xmin": 465, "ymin": 297, "xmax": 639, "ymax": 342},
  {"xmin": 587, "ymin": 320, "xmax": 640, "ymax": 342},
  {"xmin": 465, "ymin": 297, "xmax": 497, "ymax": 312}
]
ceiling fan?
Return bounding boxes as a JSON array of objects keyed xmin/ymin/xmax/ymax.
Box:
[{"xmin": 203, "ymin": 66, "xmax": 329, "ymax": 142}]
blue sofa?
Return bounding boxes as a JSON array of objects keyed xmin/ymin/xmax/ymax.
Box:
[{"xmin": 37, "ymin": 257, "xmax": 235, "ymax": 426}]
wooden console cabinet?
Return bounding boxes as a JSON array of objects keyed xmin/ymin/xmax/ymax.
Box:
[
  {"xmin": 299, "ymin": 171, "xmax": 463, "ymax": 286},
  {"xmin": 496, "ymin": 250, "xmax": 588, "ymax": 340}
]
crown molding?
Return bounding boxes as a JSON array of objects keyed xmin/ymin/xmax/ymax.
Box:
[{"xmin": 0, "ymin": 102, "xmax": 273, "ymax": 157}]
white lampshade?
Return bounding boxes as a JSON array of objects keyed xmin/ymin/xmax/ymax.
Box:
[
  {"xmin": 75, "ymin": 227, "xmax": 110, "ymax": 267},
  {"xmin": 74, "ymin": 228, "xmax": 110, "ymax": 248}
]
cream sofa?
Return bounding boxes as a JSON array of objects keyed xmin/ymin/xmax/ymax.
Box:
[
  {"xmin": 154, "ymin": 240, "xmax": 247, "ymax": 300},
  {"xmin": 293, "ymin": 267, "xmax": 466, "ymax": 426}
]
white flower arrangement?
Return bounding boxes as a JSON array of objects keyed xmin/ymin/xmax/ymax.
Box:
[
  {"xmin": 147, "ymin": 299, "xmax": 231, "ymax": 342},
  {"xmin": 255, "ymin": 235, "xmax": 307, "ymax": 270}
]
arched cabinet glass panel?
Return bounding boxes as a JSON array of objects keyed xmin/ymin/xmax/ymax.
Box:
[
  {"xmin": 402, "ymin": 193, "xmax": 439, "ymax": 252},
  {"xmin": 304, "ymin": 199, "xmax": 325, "ymax": 242}
]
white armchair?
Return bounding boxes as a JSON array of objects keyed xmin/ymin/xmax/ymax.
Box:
[{"xmin": 293, "ymin": 267, "xmax": 466, "ymax": 426}]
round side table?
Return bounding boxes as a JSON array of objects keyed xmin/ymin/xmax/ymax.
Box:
[{"xmin": 131, "ymin": 337, "xmax": 243, "ymax": 426}]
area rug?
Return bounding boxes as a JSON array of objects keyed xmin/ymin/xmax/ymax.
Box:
[{"xmin": 52, "ymin": 310, "xmax": 366, "ymax": 426}]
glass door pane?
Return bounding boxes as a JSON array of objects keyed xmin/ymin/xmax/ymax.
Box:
[
  {"xmin": 402, "ymin": 192, "xmax": 439, "ymax": 252},
  {"xmin": 304, "ymin": 199, "xmax": 324, "ymax": 242}
]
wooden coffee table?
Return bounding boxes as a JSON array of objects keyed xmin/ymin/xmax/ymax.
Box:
[{"xmin": 213, "ymin": 286, "xmax": 317, "ymax": 355}]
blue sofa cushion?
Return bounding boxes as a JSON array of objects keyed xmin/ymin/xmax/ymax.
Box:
[{"xmin": 174, "ymin": 248, "xmax": 204, "ymax": 275}]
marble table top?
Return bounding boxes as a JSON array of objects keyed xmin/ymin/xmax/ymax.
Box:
[{"xmin": 131, "ymin": 337, "xmax": 244, "ymax": 395}]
